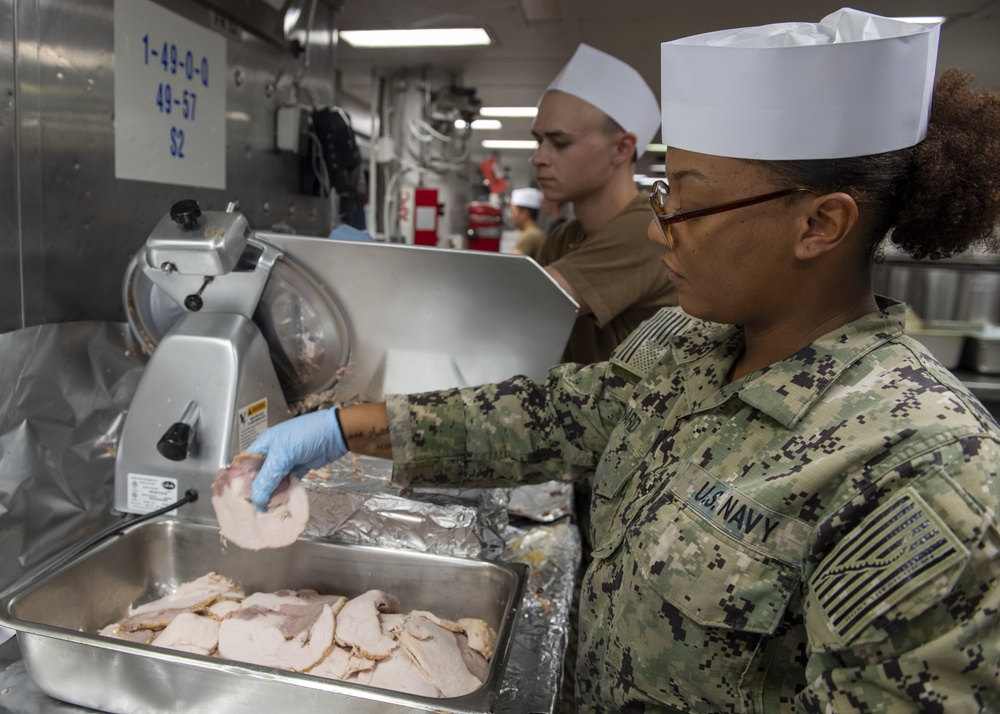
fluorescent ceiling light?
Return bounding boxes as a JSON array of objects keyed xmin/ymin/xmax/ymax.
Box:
[
  {"xmin": 634, "ymin": 174, "xmax": 659, "ymax": 186},
  {"xmin": 456, "ymin": 119, "xmax": 502, "ymax": 130},
  {"xmin": 284, "ymin": 6, "xmax": 302, "ymax": 35},
  {"xmin": 480, "ymin": 106, "xmax": 538, "ymax": 118},
  {"xmin": 646, "ymin": 143, "xmax": 667, "ymax": 153},
  {"xmin": 894, "ymin": 16, "xmax": 946, "ymax": 24},
  {"xmin": 648, "ymin": 164, "xmax": 665, "ymax": 173},
  {"xmin": 482, "ymin": 140, "xmax": 538, "ymax": 150},
  {"xmin": 340, "ymin": 28, "xmax": 491, "ymax": 48}
]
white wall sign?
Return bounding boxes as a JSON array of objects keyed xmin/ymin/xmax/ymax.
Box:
[{"xmin": 114, "ymin": 0, "xmax": 227, "ymax": 189}]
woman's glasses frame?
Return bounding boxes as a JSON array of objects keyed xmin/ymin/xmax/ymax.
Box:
[{"xmin": 648, "ymin": 179, "xmax": 814, "ymax": 249}]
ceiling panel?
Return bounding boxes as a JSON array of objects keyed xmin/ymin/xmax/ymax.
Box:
[{"xmin": 332, "ymin": 0, "xmax": 1000, "ymax": 150}]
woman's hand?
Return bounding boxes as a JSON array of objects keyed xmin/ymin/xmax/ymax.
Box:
[{"xmin": 247, "ymin": 407, "xmax": 347, "ymax": 510}]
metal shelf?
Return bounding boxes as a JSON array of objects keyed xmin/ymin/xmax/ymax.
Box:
[{"xmin": 954, "ymin": 370, "xmax": 1000, "ymax": 404}]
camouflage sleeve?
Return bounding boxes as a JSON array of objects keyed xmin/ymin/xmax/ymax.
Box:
[
  {"xmin": 799, "ymin": 437, "xmax": 1000, "ymax": 711},
  {"xmin": 385, "ymin": 360, "xmax": 635, "ymax": 489}
]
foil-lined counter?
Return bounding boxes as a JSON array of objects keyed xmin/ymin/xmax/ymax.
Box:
[{"xmin": 0, "ymin": 322, "xmax": 579, "ymax": 713}]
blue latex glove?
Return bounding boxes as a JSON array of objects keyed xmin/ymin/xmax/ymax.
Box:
[
  {"xmin": 329, "ymin": 224, "xmax": 375, "ymax": 242},
  {"xmin": 248, "ymin": 407, "xmax": 348, "ymax": 511}
]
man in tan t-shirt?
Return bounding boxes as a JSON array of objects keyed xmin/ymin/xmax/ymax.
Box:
[{"xmin": 532, "ymin": 44, "xmax": 676, "ymax": 364}]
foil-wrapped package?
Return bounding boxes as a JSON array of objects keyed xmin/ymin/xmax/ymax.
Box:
[{"xmin": 304, "ymin": 453, "xmax": 511, "ymax": 559}]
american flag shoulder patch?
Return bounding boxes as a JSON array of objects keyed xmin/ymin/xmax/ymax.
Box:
[
  {"xmin": 806, "ymin": 487, "xmax": 970, "ymax": 648},
  {"xmin": 610, "ymin": 307, "xmax": 702, "ymax": 381}
]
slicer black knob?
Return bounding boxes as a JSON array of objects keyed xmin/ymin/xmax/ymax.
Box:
[
  {"xmin": 170, "ymin": 199, "xmax": 203, "ymax": 230},
  {"xmin": 157, "ymin": 422, "xmax": 193, "ymax": 461},
  {"xmin": 183, "ymin": 276, "xmax": 213, "ymax": 312}
]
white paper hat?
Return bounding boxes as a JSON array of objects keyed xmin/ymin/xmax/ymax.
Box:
[
  {"xmin": 545, "ymin": 43, "xmax": 661, "ymax": 159},
  {"xmin": 660, "ymin": 8, "xmax": 941, "ymax": 160},
  {"xmin": 511, "ymin": 187, "xmax": 544, "ymax": 210}
]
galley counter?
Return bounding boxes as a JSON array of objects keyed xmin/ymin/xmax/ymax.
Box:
[{"xmin": 0, "ymin": 320, "xmax": 581, "ymax": 713}]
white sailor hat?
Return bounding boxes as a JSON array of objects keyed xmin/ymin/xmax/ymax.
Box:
[
  {"xmin": 545, "ymin": 43, "xmax": 661, "ymax": 159},
  {"xmin": 511, "ymin": 187, "xmax": 544, "ymax": 209},
  {"xmin": 660, "ymin": 8, "xmax": 942, "ymax": 160}
]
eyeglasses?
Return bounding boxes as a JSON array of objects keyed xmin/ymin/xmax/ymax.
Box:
[{"xmin": 649, "ymin": 179, "xmax": 814, "ymax": 249}]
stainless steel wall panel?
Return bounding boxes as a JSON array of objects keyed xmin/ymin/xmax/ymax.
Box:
[
  {"xmin": 26, "ymin": 1, "xmax": 115, "ymax": 326},
  {"xmin": 13, "ymin": 0, "xmax": 44, "ymax": 330},
  {"xmin": 3, "ymin": 0, "xmax": 342, "ymax": 331},
  {"xmin": 0, "ymin": 0, "xmax": 19, "ymax": 333}
]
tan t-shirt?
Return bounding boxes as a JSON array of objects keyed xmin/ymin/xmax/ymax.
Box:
[
  {"xmin": 513, "ymin": 226, "xmax": 547, "ymax": 261},
  {"xmin": 536, "ymin": 193, "xmax": 677, "ymax": 364}
]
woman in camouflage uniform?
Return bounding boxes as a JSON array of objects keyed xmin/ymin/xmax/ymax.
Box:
[{"xmin": 250, "ymin": 10, "xmax": 1000, "ymax": 712}]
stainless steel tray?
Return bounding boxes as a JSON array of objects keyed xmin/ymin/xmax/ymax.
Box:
[
  {"xmin": 963, "ymin": 326, "xmax": 1000, "ymax": 374},
  {"xmin": 907, "ymin": 320, "xmax": 978, "ymax": 369},
  {"xmin": 0, "ymin": 519, "xmax": 527, "ymax": 714}
]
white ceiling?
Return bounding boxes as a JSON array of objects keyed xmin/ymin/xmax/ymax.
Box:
[{"xmin": 332, "ymin": 0, "xmax": 1000, "ymax": 153}]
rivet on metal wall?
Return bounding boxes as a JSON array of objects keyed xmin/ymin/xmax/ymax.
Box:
[
  {"xmin": 233, "ymin": 69, "xmax": 245, "ymax": 87},
  {"xmin": 264, "ymin": 83, "xmax": 275, "ymax": 98}
]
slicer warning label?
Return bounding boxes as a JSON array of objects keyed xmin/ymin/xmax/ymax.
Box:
[
  {"xmin": 127, "ymin": 473, "xmax": 180, "ymax": 514},
  {"xmin": 238, "ymin": 398, "xmax": 268, "ymax": 451}
]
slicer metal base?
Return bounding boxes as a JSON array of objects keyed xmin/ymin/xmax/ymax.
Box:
[{"xmin": 114, "ymin": 312, "xmax": 289, "ymax": 524}]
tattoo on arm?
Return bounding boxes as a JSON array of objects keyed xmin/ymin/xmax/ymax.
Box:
[{"xmin": 340, "ymin": 403, "xmax": 393, "ymax": 458}]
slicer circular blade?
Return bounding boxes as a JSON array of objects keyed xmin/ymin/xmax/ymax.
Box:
[
  {"xmin": 252, "ymin": 255, "xmax": 350, "ymax": 400},
  {"xmin": 123, "ymin": 245, "xmax": 350, "ymax": 402}
]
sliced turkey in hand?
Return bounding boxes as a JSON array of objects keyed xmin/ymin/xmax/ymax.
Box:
[{"xmin": 211, "ymin": 453, "xmax": 310, "ymax": 550}]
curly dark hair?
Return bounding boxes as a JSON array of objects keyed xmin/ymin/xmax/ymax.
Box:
[{"xmin": 755, "ymin": 69, "xmax": 1000, "ymax": 261}]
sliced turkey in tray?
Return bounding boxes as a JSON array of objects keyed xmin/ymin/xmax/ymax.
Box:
[{"xmin": 97, "ymin": 572, "xmax": 499, "ymax": 699}]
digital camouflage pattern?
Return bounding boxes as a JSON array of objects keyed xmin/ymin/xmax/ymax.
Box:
[{"xmin": 385, "ymin": 301, "xmax": 1000, "ymax": 712}]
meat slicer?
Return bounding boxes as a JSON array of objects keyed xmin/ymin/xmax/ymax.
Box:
[{"xmin": 114, "ymin": 200, "xmax": 578, "ymax": 525}]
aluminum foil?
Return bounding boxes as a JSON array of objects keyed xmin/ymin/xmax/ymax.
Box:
[
  {"xmin": 0, "ymin": 321, "xmax": 580, "ymax": 713},
  {"xmin": 304, "ymin": 454, "xmax": 511, "ymax": 559},
  {"xmin": 498, "ymin": 520, "xmax": 581, "ymax": 713},
  {"xmin": 507, "ymin": 481, "xmax": 575, "ymax": 523},
  {"xmin": 0, "ymin": 322, "xmax": 147, "ymax": 595},
  {"xmin": 304, "ymin": 444, "xmax": 572, "ymax": 558}
]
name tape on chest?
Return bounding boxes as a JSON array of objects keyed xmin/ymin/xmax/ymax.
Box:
[{"xmin": 672, "ymin": 465, "xmax": 812, "ymax": 559}]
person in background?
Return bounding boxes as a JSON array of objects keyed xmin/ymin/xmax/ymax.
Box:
[
  {"xmin": 248, "ymin": 8, "xmax": 1000, "ymax": 711},
  {"xmin": 509, "ymin": 187, "xmax": 547, "ymax": 260},
  {"xmin": 532, "ymin": 43, "xmax": 677, "ymax": 365},
  {"xmin": 540, "ymin": 197, "xmax": 567, "ymax": 234},
  {"xmin": 532, "ymin": 43, "xmax": 688, "ymax": 587}
]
